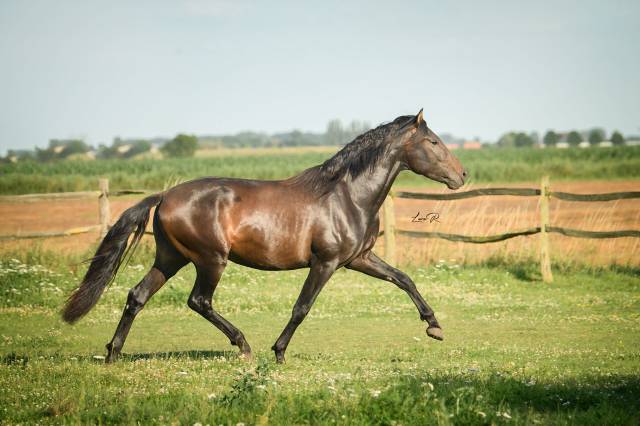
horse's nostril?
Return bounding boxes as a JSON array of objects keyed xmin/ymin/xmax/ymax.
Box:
[{"xmin": 462, "ymin": 170, "xmax": 467, "ymax": 178}]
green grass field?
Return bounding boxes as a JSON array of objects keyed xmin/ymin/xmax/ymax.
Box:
[
  {"xmin": 1, "ymin": 247, "xmax": 638, "ymax": 424},
  {"xmin": 1, "ymin": 146, "xmax": 639, "ymax": 194}
]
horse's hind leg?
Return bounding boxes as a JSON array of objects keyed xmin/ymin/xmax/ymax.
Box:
[
  {"xmin": 188, "ymin": 262, "xmax": 252, "ymax": 358},
  {"xmin": 105, "ymin": 249, "xmax": 187, "ymax": 363},
  {"xmin": 105, "ymin": 267, "xmax": 166, "ymax": 362}
]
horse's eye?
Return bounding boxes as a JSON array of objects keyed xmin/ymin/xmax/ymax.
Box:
[{"xmin": 430, "ymin": 140, "xmax": 438, "ymax": 145}]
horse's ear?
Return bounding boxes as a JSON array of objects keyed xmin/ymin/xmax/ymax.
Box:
[{"xmin": 400, "ymin": 108, "xmax": 425, "ymax": 132}]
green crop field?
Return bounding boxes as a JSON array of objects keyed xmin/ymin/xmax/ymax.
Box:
[
  {"xmin": 1, "ymin": 247, "xmax": 638, "ymax": 424},
  {"xmin": 1, "ymin": 146, "xmax": 639, "ymax": 194}
]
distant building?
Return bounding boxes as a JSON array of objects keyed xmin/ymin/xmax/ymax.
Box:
[
  {"xmin": 578, "ymin": 141, "xmax": 590, "ymax": 149},
  {"xmin": 445, "ymin": 143, "xmax": 460, "ymax": 150},
  {"xmin": 599, "ymin": 141, "xmax": 613, "ymax": 148},
  {"xmin": 462, "ymin": 140, "xmax": 482, "ymax": 150},
  {"xmin": 556, "ymin": 142, "xmax": 569, "ymax": 149},
  {"xmin": 116, "ymin": 144, "xmax": 132, "ymax": 154}
]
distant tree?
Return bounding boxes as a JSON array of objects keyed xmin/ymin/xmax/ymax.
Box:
[
  {"xmin": 124, "ymin": 140, "xmax": 152, "ymax": 158},
  {"xmin": 288, "ymin": 130, "xmax": 304, "ymax": 146},
  {"xmin": 497, "ymin": 132, "xmax": 534, "ymax": 148},
  {"xmin": 529, "ymin": 131, "xmax": 540, "ymax": 146},
  {"xmin": 48, "ymin": 139, "xmax": 66, "ymax": 149},
  {"xmin": 496, "ymin": 132, "xmax": 516, "ymax": 147},
  {"xmin": 567, "ymin": 131, "xmax": 583, "ymax": 146},
  {"xmin": 36, "ymin": 147, "xmax": 56, "ymax": 161},
  {"xmin": 543, "ymin": 130, "xmax": 559, "ymax": 147},
  {"xmin": 59, "ymin": 140, "xmax": 90, "ymax": 158},
  {"xmin": 97, "ymin": 144, "xmax": 115, "ymax": 159},
  {"xmin": 161, "ymin": 134, "xmax": 198, "ymax": 157},
  {"xmin": 588, "ymin": 129, "xmax": 605, "ymax": 145},
  {"xmin": 610, "ymin": 131, "xmax": 625, "ymax": 146},
  {"xmin": 34, "ymin": 139, "xmax": 89, "ymax": 161},
  {"xmin": 514, "ymin": 132, "xmax": 535, "ymax": 147},
  {"xmin": 220, "ymin": 132, "xmax": 270, "ymax": 148},
  {"xmin": 6, "ymin": 149, "xmax": 35, "ymax": 161},
  {"xmin": 325, "ymin": 119, "xmax": 344, "ymax": 145}
]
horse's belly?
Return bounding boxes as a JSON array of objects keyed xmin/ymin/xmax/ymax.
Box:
[{"xmin": 228, "ymin": 227, "xmax": 311, "ymax": 271}]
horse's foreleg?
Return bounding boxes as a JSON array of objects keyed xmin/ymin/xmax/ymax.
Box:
[
  {"xmin": 272, "ymin": 260, "xmax": 337, "ymax": 363},
  {"xmin": 188, "ymin": 263, "xmax": 252, "ymax": 358},
  {"xmin": 346, "ymin": 251, "xmax": 443, "ymax": 341},
  {"xmin": 105, "ymin": 267, "xmax": 167, "ymax": 363}
]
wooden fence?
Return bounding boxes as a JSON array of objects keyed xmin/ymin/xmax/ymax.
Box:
[
  {"xmin": 381, "ymin": 176, "xmax": 640, "ymax": 282},
  {"xmin": 0, "ymin": 179, "xmax": 153, "ymax": 240},
  {"xmin": 1, "ymin": 177, "xmax": 639, "ymax": 283}
]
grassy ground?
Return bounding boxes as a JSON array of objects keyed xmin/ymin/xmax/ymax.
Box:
[
  {"xmin": 1, "ymin": 146, "xmax": 639, "ymax": 194},
  {"xmin": 0, "ymin": 248, "xmax": 638, "ymax": 424}
]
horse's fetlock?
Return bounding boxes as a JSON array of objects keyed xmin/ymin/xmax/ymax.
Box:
[{"xmin": 187, "ymin": 296, "xmax": 201, "ymax": 311}]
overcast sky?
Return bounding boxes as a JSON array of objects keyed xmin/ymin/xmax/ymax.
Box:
[{"xmin": 1, "ymin": 0, "xmax": 639, "ymax": 153}]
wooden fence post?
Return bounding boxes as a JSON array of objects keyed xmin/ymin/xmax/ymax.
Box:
[
  {"xmin": 99, "ymin": 178, "xmax": 110, "ymax": 238},
  {"xmin": 539, "ymin": 176, "xmax": 553, "ymax": 283},
  {"xmin": 383, "ymin": 194, "xmax": 397, "ymax": 267}
]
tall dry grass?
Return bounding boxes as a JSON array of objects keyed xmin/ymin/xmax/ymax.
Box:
[{"xmin": 380, "ymin": 181, "xmax": 640, "ymax": 267}]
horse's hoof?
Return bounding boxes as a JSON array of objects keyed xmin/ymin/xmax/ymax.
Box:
[
  {"xmin": 426, "ymin": 327, "xmax": 444, "ymax": 341},
  {"xmin": 275, "ymin": 352, "xmax": 285, "ymax": 364},
  {"xmin": 239, "ymin": 351, "xmax": 254, "ymax": 362}
]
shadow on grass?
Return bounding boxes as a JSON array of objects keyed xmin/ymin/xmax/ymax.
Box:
[
  {"xmin": 476, "ymin": 256, "xmax": 640, "ymax": 282},
  {"xmin": 119, "ymin": 349, "xmax": 236, "ymax": 362},
  {"xmin": 324, "ymin": 373, "xmax": 640, "ymax": 424},
  {"xmin": 597, "ymin": 263, "xmax": 640, "ymax": 277},
  {"xmin": 477, "ymin": 257, "xmax": 541, "ymax": 282},
  {"xmin": 1, "ymin": 349, "xmax": 238, "ymax": 366}
]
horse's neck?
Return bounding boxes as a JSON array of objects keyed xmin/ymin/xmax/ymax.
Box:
[{"xmin": 346, "ymin": 156, "xmax": 403, "ymax": 214}]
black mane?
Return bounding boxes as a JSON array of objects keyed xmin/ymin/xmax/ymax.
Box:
[{"xmin": 286, "ymin": 115, "xmax": 413, "ymax": 195}]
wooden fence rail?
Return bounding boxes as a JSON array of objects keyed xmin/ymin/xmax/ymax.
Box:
[
  {"xmin": 0, "ymin": 191, "xmax": 101, "ymax": 202},
  {"xmin": 0, "ymin": 225, "xmax": 100, "ymax": 241},
  {"xmin": 1, "ymin": 178, "xmax": 639, "ymax": 283},
  {"xmin": 394, "ymin": 188, "xmax": 640, "ymax": 202},
  {"xmin": 394, "ymin": 188, "xmax": 541, "ymax": 200},
  {"xmin": 389, "ymin": 226, "xmax": 640, "ymax": 242}
]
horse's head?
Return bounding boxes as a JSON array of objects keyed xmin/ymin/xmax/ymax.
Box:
[{"xmin": 397, "ymin": 109, "xmax": 467, "ymax": 190}]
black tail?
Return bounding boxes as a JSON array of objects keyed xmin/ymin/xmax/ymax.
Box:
[{"xmin": 62, "ymin": 193, "xmax": 163, "ymax": 324}]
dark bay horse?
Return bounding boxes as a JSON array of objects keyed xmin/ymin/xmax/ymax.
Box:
[{"xmin": 62, "ymin": 109, "xmax": 467, "ymax": 363}]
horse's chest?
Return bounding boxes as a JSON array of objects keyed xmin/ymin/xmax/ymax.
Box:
[{"xmin": 315, "ymin": 214, "xmax": 377, "ymax": 261}]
